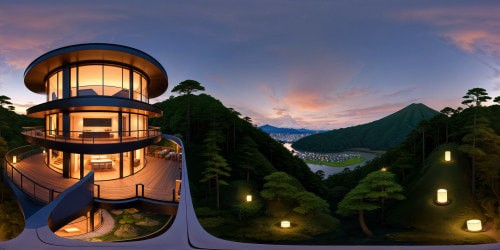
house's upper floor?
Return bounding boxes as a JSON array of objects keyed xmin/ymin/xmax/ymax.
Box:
[{"xmin": 24, "ymin": 43, "xmax": 168, "ymax": 105}]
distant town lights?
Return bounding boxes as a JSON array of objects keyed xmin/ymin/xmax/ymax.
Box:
[
  {"xmin": 466, "ymin": 219, "xmax": 482, "ymax": 232},
  {"xmin": 436, "ymin": 189, "xmax": 448, "ymax": 204},
  {"xmin": 12, "ymin": 156, "xmax": 17, "ymax": 164},
  {"xmin": 281, "ymin": 220, "xmax": 291, "ymax": 228},
  {"xmin": 246, "ymin": 195, "xmax": 252, "ymax": 202},
  {"xmin": 445, "ymin": 151, "xmax": 451, "ymax": 162}
]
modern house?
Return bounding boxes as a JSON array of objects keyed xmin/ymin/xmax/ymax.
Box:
[{"xmin": 22, "ymin": 43, "xmax": 168, "ymax": 181}]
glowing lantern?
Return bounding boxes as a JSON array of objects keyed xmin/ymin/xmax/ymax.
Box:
[
  {"xmin": 246, "ymin": 195, "xmax": 252, "ymax": 202},
  {"xmin": 445, "ymin": 151, "xmax": 451, "ymax": 162},
  {"xmin": 43, "ymin": 149, "xmax": 46, "ymax": 154},
  {"xmin": 466, "ymin": 219, "xmax": 482, "ymax": 232},
  {"xmin": 12, "ymin": 156, "xmax": 17, "ymax": 164},
  {"xmin": 436, "ymin": 189, "xmax": 448, "ymax": 204},
  {"xmin": 381, "ymin": 167, "xmax": 387, "ymax": 172},
  {"xmin": 280, "ymin": 220, "xmax": 291, "ymax": 228}
]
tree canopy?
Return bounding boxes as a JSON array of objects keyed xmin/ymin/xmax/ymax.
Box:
[{"xmin": 172, "ymin": 79, "xmax": 205, "ymax": 96}]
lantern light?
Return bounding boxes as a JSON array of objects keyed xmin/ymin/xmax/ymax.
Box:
[
  {"xmin": 445, "ymin": 151, "xmax": 451, "ymax": 162},
  {"xmin": 381, "ymin": 167, "xmax": 387, "ymax": 172},
  {"xmin": 43, "ymin": 149, "xmax": 46, "ymax": 154},
  {"xmin": 280, "ymin": 220, "xmax": 291, "ymax": 228},
  {"xmin": 246, "ymin": 195, "xmax": 252, "ymax": 202},
  {"xmin": 466, "ymin": 219, "xmax": 482, "ymax": 232},
  {"xmin": 12, "ymin": 156, "xmax": 17, "ymax": 164},
  {"xmin": 436, "ymin": 189, "xmax": 448, "ymax": 204}
]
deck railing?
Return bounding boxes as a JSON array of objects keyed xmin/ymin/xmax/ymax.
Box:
[
  {"xmin": 3, "ymin": 145, "xmax": 61, "ymax": 204},
  {"xmin": 21, "ymin": 126, "xmax": 161, "ymax": 144}
]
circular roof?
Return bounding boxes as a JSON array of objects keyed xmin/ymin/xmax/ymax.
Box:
[{"xmin": 24, "ymin": 43, "xmax": 168, "ymax": 98}]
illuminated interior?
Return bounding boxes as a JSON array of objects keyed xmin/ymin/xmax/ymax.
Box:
[{"xmin": 48, "ymin": 64, "xmax": 149, "ymax": 103}]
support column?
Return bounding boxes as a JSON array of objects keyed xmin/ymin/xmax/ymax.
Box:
[
  {"xmin": 129, "ymin": 69, "xmax": 134, "ymax": 100},
  {"xmin": 118, "ymin": 111, "xmax": 123, "ymax": 143},
  {"xmin": 119, "ymin": 153, "xmax": 123, "ymax": 178},
  {"xmin": 62, "ymin": 66, "xmax": 70, "ymax": 98},
  {"xmin": 80, "ymin": 153, "xmax": 84, "ymax": 179}
]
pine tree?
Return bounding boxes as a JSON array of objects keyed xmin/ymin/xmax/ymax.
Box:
[
  {"xmin": 200, "ymin": 131, "xmax": 231, "ymax": 209},
  {"xmin": 337, "ymin": 170, "xmax": 405, "ymax": 237}
]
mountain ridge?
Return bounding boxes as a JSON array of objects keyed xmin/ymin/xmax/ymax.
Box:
[
  {"xmin": 259, "ymin": 124, "xmax": 324, "ymax": 134},
  {"xmin": 292, "ymin": 103, "xmax": 439, "ymax": 153}
]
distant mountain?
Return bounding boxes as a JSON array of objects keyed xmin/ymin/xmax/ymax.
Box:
[
  {"xmin": 292, "ymin": 103, "xmax": 439, "ymax": 153},
  {"xmin": 259, "ymin": 124, "xmax": 324, "ymax": 134}
]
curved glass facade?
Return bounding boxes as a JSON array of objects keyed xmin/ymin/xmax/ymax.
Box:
[{"xmin": 46, "ymin": 64, "xmax": 149, "ymax": 103}]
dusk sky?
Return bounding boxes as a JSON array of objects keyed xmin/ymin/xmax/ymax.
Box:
[{"xmin": 1, "ymin": 1, "xmax": 499, "ymax": 129}]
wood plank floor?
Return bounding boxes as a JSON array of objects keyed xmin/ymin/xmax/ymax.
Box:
[{"xmin": 8, "ymin": 154, "xmax": 180, "ymax": 203}]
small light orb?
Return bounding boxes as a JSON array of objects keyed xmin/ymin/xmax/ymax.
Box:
[
  {"xmin": 436, "ymin": 189, "xmax": 448, "ymax": 204},
  {"xmin": 12, "ymin": 156, "xmax": 17, "ymax": 164},
  {"xmin": 43, "ymin": 150, "xmax": 46, "ymax": 154},
  {"xmin": 466, "ymin": 219, "xmax": 482, "ymax": 232},
  {"xmin": 381, "ymin": 167, "xmax": 387, "ymax": 172},
  {"xmin": 445, "ymin": 151, "xmax": 451, "ymax": 162},
  {"xmin": 281, "ymin": 220, "xmax": 291, "ymax": 228},
  {"xmin": 246, "ymin": 194, "xmax": 252, "ymax": 202}
]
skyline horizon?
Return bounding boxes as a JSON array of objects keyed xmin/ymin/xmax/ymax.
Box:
[{"xmin": 1, "ymin": 1, "xmax": 500, "ymax": 130}]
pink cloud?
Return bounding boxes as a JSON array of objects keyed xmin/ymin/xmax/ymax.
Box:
[
  {"xmin": 0, "ymin": 3, "xmax": 125, "ymax": 70},
  {"xmin": 396, "ymin": 5, "xmax": 500, "ymax": 71}
]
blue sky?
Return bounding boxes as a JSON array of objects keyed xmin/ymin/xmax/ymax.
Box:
[{"xmin": 0, "ymin": 1, "xmax": 499, "ymax": 129}]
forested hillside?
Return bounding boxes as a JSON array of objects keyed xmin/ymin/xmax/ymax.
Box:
[{"xmin": 292, "ymin": 103, "xmax": 439, "ymax": 152}]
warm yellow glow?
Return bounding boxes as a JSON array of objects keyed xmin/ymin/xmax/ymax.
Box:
[
  {"xmin": 43, "ymin": 150, "xmax": 46, "ymax": 154},
  {"xmin": 246, "ymin": 195, "xmax": 252, "ymax": 202},
  {"xmin": 281, "ymin": 220, "xmax": 291, "ymax": 228},
  {"xmin": 63, "ymin": 227, "xmax": 80, "ymax": 233},
  {"xmin": 12, "ymin": 156, "xmax": 17, "ymax": 164},
  {"xmin": 381, "ymin": 167, "xmax": 387, "ymax": 172},
  {"xmin": 437, "ymin": 189, "xmax": 448, "ymax": 204},
  {"xmin": 466, "ymin": 219, "xmax": 482, "ymax": 232},
  {"xmin": 445, "ymin": 151, "xmax": 451, "ymax": 162}
]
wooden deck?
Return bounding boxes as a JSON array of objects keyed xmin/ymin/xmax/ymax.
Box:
[{"xmin": 10, "ymin": 154, "xmax": 181, "ymax": 203}]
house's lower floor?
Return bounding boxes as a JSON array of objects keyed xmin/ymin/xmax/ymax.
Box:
[{"xmin": 6, "ymin": 151, "xmax": 181, "ymax": 202}]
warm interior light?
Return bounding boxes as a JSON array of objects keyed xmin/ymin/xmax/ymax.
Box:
[
  {"xmin": 445, "ymin": 151, "xmax": 451, "ymax": 162},
  {"xmin": 466, "ymin": 219, "xmax": 482, "ymax": 232},
  {"xmin": 281, "ymin": 220, "xmax": 291, "ymax": 228},
  {"xmin": 436, "ymin": 189, "xmax": 448, "ymax": 204},
  {"xmin": 12, "ymin": 156, "xmax": 17, "ymax": 164},
  {"xmin": 63, "ymin": 227, "xmax": 80, "ymax": 233},
  {"xmin": 246, "ymin": 194, "xmax": 252, "ymax": 202}
]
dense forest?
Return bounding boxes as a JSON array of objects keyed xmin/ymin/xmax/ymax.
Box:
[
  {"xmin": 0, "ymin": 95, "xmax": 42, "ymax": 240},
  {"xmin": 152, "ymin": 83, "xmax": 500, "ymax": 244}
]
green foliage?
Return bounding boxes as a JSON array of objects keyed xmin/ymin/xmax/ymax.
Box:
[
  {"xmin": 232, "ymin": 200, "xmax": 263, "ymax": 218},
  {"xmin": 293, "ymin": 103, "xmax": 439, "ymax": 152},
  {"xmin": 171, "ymin": 79, "xmax": 205, "ymax": 95},
  {"xmin": 337, "ymin": 170, "xmax": 405, "ymax": 216},
  {"xmin": 461, "ymin": 87, "xmax": 491, "ymax": 107},
  {"xmin": 260, "ymin": 172, "xmax": 298, "ymax": 201},
  {"xmin": 293, "ymin": 191, "xmax": 329, "ymax": 215}
]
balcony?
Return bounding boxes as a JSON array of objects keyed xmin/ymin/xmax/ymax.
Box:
[
  {"xmin": 3, "ymin": 145, "xmax": 181, "ymax": 204},
  {"xmin": 22, "ymin": 126, "xmax": 162, "ymax": 154}
]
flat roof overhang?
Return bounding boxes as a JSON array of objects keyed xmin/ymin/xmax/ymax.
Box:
[
  {"xmin": 24, "ymin": 43, "xmax": 168, "ymax": 98},
  {"xmin": 26, "ymin": 96, "xmax": 163, "ymax": 118}
]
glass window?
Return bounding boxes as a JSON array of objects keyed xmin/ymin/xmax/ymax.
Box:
[
  {"xmin": 104, "ymin": 66, "xmax": 123, "ymax": 97},
  {"xmin": 141, "ymin": 76, "xmax": 148, "ymax": 102},
  {"xmin": 123, "ymin": 68, "xmax": 130, "ymax": 90},
  {"xmin": 78, "ymin": 65, "xmax": 103, "ymax": 96},
  {"xmin": 57, "ymin": 71, "xmax": 63, "ymax": 99},
  {"xmin": 48, "ymin": 73, "xmax": 57, "ymax": 101},
  {"xmin": 133, "ymin": 72, "xmax": 141, "ymax": 101},
  {"xmin": 71, "ymin": 67, "xmax": 77, "ymax": 97}
]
